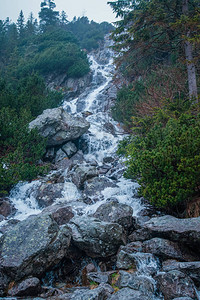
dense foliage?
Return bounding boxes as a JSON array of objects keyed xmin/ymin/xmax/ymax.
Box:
[
  {"xmin": 109, "ymin": 0, "xmax": 200, "ymax": 212},
  {"xmin": 118, "ymin": 102, "xmax": 200, "ymax": 211},
  {"xmin": 0, "ymin": 0, "xmax": 113, "ymax": 193},
  {"xmin": 67, "ymin": 17, "xmax": 113, "ymax": 51}
]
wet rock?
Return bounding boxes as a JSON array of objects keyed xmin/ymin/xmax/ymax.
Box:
[
  {"xmin": 98, "ymin": 166, "xmax": 110, "ymax": 175},
  {"xmin": 116, "ymin": 271, "xmax": 155, "ymax": 296},
  {"xmin": 162, "ymin": 260, "xmax": 200, "ymax": 287},
  {"xmin": 116, "ymin": 243, "xmax": 158, "ymax": 275},
  {"xmin": 87, "ymin": 272, "xmax": 109, "ymax": 284},
  {"xmin": 93, "ymin": 200, "xmax": 133, "ymax": 230},
  {"xmin": 143, "ymin": 215, "xmax": 200, "ymax": 249},
  {"xmin": 0, "ymin": 215, "xmax": 5, "ymax": 222},
  {"xmin": 142, "ymin": 238, "xmax": 195, "ymax": 261},
  {"xmin": 103, "ymin": 122, "xmax": 116, "ymax": 135},
  {"xmin": 46, "ymin": 72, "xmax": 92, "ymax": 101},
  {"xmin": 108, "ymin": 287, "xmax": 149, "ymax": 300},
  {"xmin": 35, "ymin": 182, "xmax": 64, "ymax": 207},
  {"xmin": 55, "ymin": 149, "xmax": 68, "ymax": 162},
  {"xmin": 128, "ymin": 228, "xmax": 153, "ymax": 242},
  {"xmin": 83, "ymin": 177, "xmax": 117, "ymax": 198},
  {"xmin": 71, "ymin": 164, "xmax": 99, "ymax": 189},
  {"xmin": 62, "ymin": 142, "xmax": 77, "ymax": 158},
  {"xmin": 155, "ymin": 270, "xmax": 197, "ymax": 300},
  {"xmin": 42, "ymin": 204, "xmax": 74, "ymax": 225},
  {"xmin": 69, "ymin": 216, "xmax": 126, "ymax": 257},
  {"xmin": 44, "ymin": 147, "xmax": 55, "ymax": 162},
  {"xmin": 81, "ymin": 263, "xmax": 98, "ymax": 285},
  {"xmin": 85, "ymin": 263, "xmax": 97, "ymax": 273},
  {"xmin": 55, "ymin": 150, "xmax": 85, "ymax": 172},
  {"xmin": 29, "ymin": 107, "xmax": 90, "ymax": 147},
  {"xmin": 0, "ymin": 219, "xmax": 20, "ymax": 235},
  {"xmin": 0, "ymin": 271, "xmax": 9, "ymax": 297},
  {"xmin": 7, "ymin": 277, "xmax": 41, "ymax": 297},
  {"xmin": 103, "ymin": 156, "xmax": 115, "ymax": 164},
  {"xmin": 58, "ymin": 283, "xmax": 113, "ymax": 300},
  {"xmin": 0, "ymin": 198, "xmax": 15, "ymax": 217},
  {"xmin": 0, "ymin": 214, "xmax": 71, "ymax": 281},
  {"xmin": 40, "ymin": 286, "xmax": 64, "ymax": 298}
]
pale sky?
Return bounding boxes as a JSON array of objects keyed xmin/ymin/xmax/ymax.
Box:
[{"xmin": 0, "ymin": 0, "xmax": 117, "ymax": 24}]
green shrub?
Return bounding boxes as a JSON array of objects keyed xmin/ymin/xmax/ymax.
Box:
[
  {"xmin": 119, "ymin": 108, "xmax": 200, "ymax": 210},
  {"xmin": 112, "ymin": 83, "xmax": 145, "ymax": 128},
  {"xmin": 0, "ymin": 107, "xmax": 48, "ymax": 192}
]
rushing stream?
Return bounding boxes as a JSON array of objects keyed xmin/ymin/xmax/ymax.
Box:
[
  {"xmin": 7, "ymin": 37, "xmax": 145, "ymax": 221},
  {"xmin": 1, "ymin": 37, "xmax": 167, "ymax": 299}
]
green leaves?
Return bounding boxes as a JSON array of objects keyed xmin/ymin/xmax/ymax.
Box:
[
  {"xmin": 120, "ymin": 108, "xmax": 200, "ymax": 210},
  {"xmin": 0, "ymin": 107, "xmax": 48, "ymax": 192}
]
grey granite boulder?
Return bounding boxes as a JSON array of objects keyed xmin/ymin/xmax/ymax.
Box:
[
  {"xmin": 42, "ymin": 204, "xmax": 74, "ymax": 225},
  {"xmin": 55, "ymin": 149, "xmax": 68, "ymax": 162},
  {"xmin": 7, "ymin": 277, "xmax": 41, "ymax": 297},
  {"xmin": 35, "ymin": 182, "xmax": 64, "ymax": 207},
  {"xmin": 93, "ymin": 200, "xmax": 133, "ymax": 230},
  {"xmin": 142, "ymin": 238, "xmax": 195, "ymax": 261},
  {"xmin": 116, "ymin": 271, "xmax": 155, "ymax": 296},
  {"xmin": 83, "ymin": 177, "xmax": 117, "ymax": 198},
  {"xmin": 71, "ymin": 164, "xmax": 99, "ymax": 188},
  {"xmin": 54, "ymin": 284, "xmax": 113, "ymax": 300},
  {"xmin": 116, "ymin": 242, "xmax": 158, "ymax": 275},
  {"xmin": 0, "ymin": 214, "xmax": 71, "ymax": 281},
  {"xmin": 108, "ymin": 287, "xmax": 150, "ymax": 300},
  {"xmin": 155, "ymin": 270, "xmax": 197, "ymax": 299},
  {"xmin": 29, "ymin": 107, "xmax": 90, "ymax": 146},
  {"xmin": 143, "ymin": 215, "xmax": 200, "ymax": 249},
  {"xmin": 61, "ymin": 142, "xmax": 77, "ymax": 158},
  {"xmin": 69, "ymin": 216, "xmax": 126, "ymax": 257},
  {"xmin": 162, "ymin": 260, "xmax": 200, "ymax": 287}
]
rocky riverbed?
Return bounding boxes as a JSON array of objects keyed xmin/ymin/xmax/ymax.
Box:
[{"xmin": 0, "ymin": 37, "xmax": 200, "ymax": 299}]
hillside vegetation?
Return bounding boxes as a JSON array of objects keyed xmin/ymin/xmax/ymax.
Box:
[
  {"xmin": 0, "ymin": 0, "xmax": 113, "ymax": 193},
  {"xmin": 109, "ymin": 0, "xmax": 200, "ymax": 214}
]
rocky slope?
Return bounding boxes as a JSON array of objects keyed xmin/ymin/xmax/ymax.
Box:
[{"xmin": 0, "ymin": 37, "xmax": 200, "ymax": 299}]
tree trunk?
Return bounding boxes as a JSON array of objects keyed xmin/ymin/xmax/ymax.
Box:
[{"xmin": 182, "ymin": 0, "xmax": 198, "ymax": 101}]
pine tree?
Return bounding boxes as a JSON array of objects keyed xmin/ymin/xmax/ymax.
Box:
[
  {"xmin": 25, "ymin": 12, "xmax": 36, "ymax": 36},
  {"xmin": 108, "ymin": 0, "xmax": 199, "ymax": 100},
  {"xmin": 60, "ymin": 10, "xmax": 69, "ymax": 27},
  {"xmin": 17, "ymin": 10, "xmax": 25, "ymax": 38},
  {"xmin": 39, "ymin": 0, "xmax": 59, "ymax": 31}
]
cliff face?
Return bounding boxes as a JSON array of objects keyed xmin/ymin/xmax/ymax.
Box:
[{"xmin": 46, "ymin": 71, "xmax": 93, "ymax": 101}]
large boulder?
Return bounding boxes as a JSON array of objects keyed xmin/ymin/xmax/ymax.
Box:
[
  {"xmin": 83, "ymin": 177, "xmax": 117, "ymax": 199},
  {"xmin": 42, "ymin": 204, "xmax": 74, "ymax": 225},
  {"xmin": 62, "ymin": 141, "xmax": 77, "ymax": 158},
  {"xmin": 142, "ymin": 238, "xmax": 195, "ymax": 261},
  {"xmin": 0, "ymin": 198, "xmax": 16, "ymax": 217},
  {"xmin": 7, "ymin": 277, "xmax": 41, "ymax": 297},
  {"xmin": 0, "ymin": 214, "xmax": 71, "ymax": 282},
  {"xmin": 116, "ymin": 271, "xmax": 155, "ymax": 296},
  {"xmin": 162, "ymin": 260, "xmax": 200, "ymax": 287},
  {"xmin": 35, "ymin": 182, "xmax": 64, "ymax": 207},
  {"xmin": 54, "ymin": 284, "xmax": 113, "ymax": 300},
  {"xmin": 108, "ymin": 287, "xmax": 150, "ymax": 300},
  {"xmin": 143, "ymin": 215, "xmax": 200, "ymax": 249},
  {"xmin": 70, "ymin": 164, "xmax": 99, "ymax": 189},
  {"xmin": 93, "ymin": 200, "xmax": 133, "ymax": 230},
  {"xmin": 29, "ymin": 107, "xmax": 90, "ymax": 146},
  {"xmin": 116, "ymin": 242, "xmax": 158, "ymax": 275},
  {"xmin": 155, "ymin": 270, "xmax": 197, "ymax": 300},
  {"xmin": 69, "ymin": 216, "xmax": 126, "ymax": 257}
]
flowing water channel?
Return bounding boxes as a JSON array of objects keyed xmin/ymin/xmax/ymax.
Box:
[
  {"xmin": 1, "ymin": 37, "xmax": 167, "ymax": 299},
  {"xmin": 6, "ymin": 37, "xmax": 145, "ymax": 222}
]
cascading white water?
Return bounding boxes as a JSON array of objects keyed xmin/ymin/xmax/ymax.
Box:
[{"xmin": 1, "ymin": 37, "xmax": 145, "ymax": 223}]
